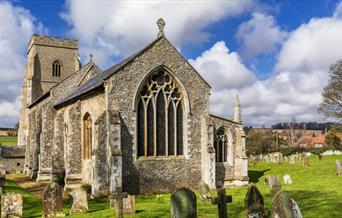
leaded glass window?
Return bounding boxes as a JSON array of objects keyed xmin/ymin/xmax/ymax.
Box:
[
  {"xmin": 137, "ymin": 69, "xmax": 184, "ymax": 157},
  {"xmin": 83, "ymin": 113, "xmax": 92, "ymax": 160},
  {"xmin": 214, "ymin": 127, "xmax": 227, "ymax": 162}
]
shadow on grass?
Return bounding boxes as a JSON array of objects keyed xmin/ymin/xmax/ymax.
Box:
[{"xmin": 248, "ymin": 169, "xmax": 270, "ymax": 183}]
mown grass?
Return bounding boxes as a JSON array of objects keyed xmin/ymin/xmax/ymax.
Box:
[
  {"xmin": 0, "ymin": 136, "xmax": 17, "ymax": 146},
  {"xmin": 2, "ymin": 155, "xmax": 342, "ymax": 217}
]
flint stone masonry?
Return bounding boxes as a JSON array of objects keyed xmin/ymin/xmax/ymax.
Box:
[
  {"xmin": 0, "ymin": 146, "xmax": 25, "ymax": 174},
  {"xmin": 19, "ymin": 26, "xmax": 248, "ymax": 196},
  {"xmin": 1, "ymin": 193, "xmax": 23, "ymax": 218}
]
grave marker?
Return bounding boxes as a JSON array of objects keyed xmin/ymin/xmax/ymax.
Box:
[
  {"xmin": 170, "ymin": 188, "xmax": 197, "ymax": 218},
  {"xmin": 0, "ymin": 175, "xmax": 5, "ymax": 196},
  {"xmin": 268, "ymin": 175, "xmax": 281, "ymax": 192},
  {"xmin": 123, "ymin": 194, "xmax": 135, "ymax": 214},
  {"xmin": 283, "ymin": 175, "xmax": 292, "ymax": 185},
  {"xmin": 1, "ymin": 192, "xmax": 23, "ymax": 218},
  {"xmin": 271, "ymin": 191, "xmax": 302, "ymax": 218},
  {"xmin": 336, "ymin": 160, "xmax": 342, "ymax": 176},
  {"xmin": 197, "ymin": 181, "xmax": 211, "ymax": 201},
  {"xmin": 111, "ymin": 187, "xmax": 127, "ymax": 218},
  {"xmin": 42, "ymin": 182, "xmax": 64, "ymax": 217},
  {"xmin": 211, "ymin": 186, "xmax": 232, "ymax": 218},
  {"xmin": 244, "ymin": 184, "xmax": 264, "ymax": 218},
  {"xmin": 70, "ymin": 188, "xmax": 88, "ymax": 214}
]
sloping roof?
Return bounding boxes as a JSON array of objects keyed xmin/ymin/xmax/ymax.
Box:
[{"xmin": 54, "ymin": 36, "xmax": 164, "ymax": 108}]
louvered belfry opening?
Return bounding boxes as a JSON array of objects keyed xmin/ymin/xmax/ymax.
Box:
[
  {"xmin": 214, "ymin": 127, "xmax": 227, "ymax": 162},
  {"xmin": 137, "ymin": 69, "xmax": 184, "ymax": 157}
]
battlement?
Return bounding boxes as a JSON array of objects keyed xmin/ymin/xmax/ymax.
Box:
[{"xmin": 28, "ymin": 34, "xmax": 78, "ymax": 53}]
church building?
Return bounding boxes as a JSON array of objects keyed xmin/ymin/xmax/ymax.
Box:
[{"xmin": 18, "ymin": 19, "xmax": 248, "ymax": 195}]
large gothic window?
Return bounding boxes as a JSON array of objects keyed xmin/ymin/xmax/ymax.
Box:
[
  {"xmin": 214, "ymin": 127, "xmax": 227, "ymax": 162},
  {"xmin": 137, "ymin": 69, "xmax": 184, "ymax": 157},
  {"xmin": 83, "ymin": 113, "xmax": 92, "ymax": 160},
  {"xmin": 52, "ymin": 60, "xmax": 61, "ymax": 77}
]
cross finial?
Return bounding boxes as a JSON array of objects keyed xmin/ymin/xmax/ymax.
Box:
[{"xmin": 157, "ymin": 18, "xmax": 166, "ymax": 37}]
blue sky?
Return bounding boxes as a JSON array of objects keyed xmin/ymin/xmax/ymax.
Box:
[{"xmin": 1, "ymin": 0, "xmax": 342, "ymax": 127}]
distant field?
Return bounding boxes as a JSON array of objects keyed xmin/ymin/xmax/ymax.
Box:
[{"xmin": 0, "ymin": 136, "xmax": 17, "ymax": 146}]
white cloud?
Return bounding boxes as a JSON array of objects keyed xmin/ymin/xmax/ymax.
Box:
[
  {"xmin": 0, "ymin": 1, "xmax": 46, "ymax": 127},
  {"xmin": 60, "ymin": 0, "xmax": 253, "ymax": 66},
  {"xmin": 192, "ymin": 4, "xmax": 342, "ymax": 126},
  {"xmin": 236, "ymin": 13, "xmax": 287, "ymax": 58}
]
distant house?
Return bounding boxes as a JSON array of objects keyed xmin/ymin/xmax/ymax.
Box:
[{"xmin": 298, "ymin": 134, "xmax": 325, "ymax": 148}]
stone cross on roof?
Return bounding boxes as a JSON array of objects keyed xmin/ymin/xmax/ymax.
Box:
[{"xmin": 157, "ymin": 18, "xmax": 166, "ymax": 37}]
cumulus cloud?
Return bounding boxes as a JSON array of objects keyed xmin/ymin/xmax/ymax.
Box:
[
  {"xmin": 60, "ymin": 0, "xmax": 253, "ymax": 66},
  {"xmin": 236, "ymin": 13, "xmax": 287, "ymax": 58},
  {"xmin": 192, "ymin": 4, "xmax": 342, "ymax": 126},
  {"xmin": 0, "ymin": 1, "xmax": 45, "ymax": 127}
]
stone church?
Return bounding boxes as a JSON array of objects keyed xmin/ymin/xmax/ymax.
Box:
[{"xmin": 18, "ymin": 19, "xmax": 248, "ymax": 196}]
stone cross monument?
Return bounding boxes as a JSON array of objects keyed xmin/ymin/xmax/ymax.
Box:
[{"xmin": 157, "ymin": 18, "xmax": 166, "ymax": 37}]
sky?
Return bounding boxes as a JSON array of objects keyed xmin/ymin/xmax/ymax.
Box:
[{"xmin": 0, "ymin": 0, "xmax": 342, "ymax": 128}]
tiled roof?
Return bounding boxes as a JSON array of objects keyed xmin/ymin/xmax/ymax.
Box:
[{"xmin": 54, "ymin": 36, "xmax": 164, "ymax": 108}]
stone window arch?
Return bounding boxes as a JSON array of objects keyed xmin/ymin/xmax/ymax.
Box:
[
  {"xmin": 214, "ymin": 127, "xmax": 227, "ymax": 162},
  {"xmin": 83, "ymin": 113, "xmax": 92, "ymax": 160},
  {"xmin": 52, "ymin": 60, "xmax": 61, "ymax": 77},
  {"xmin": 137, "ymin": 69, "xmax": 184, "ymax": 157}
]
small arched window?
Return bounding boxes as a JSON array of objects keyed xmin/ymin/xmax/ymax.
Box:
[
  {"xmin": 52, "ymin": 60, "xmax": 61, "ymax": 77},
  {"xmin": 83, "ymin": 113, "xmax": 92, "ymax": 160},
  {"xmin": 137, "ymin": 69, "xmax": 184, "ymax": 157},
  {"xmin": 214, "ymin": 127, "xmax": 227, "ymax": 162}
]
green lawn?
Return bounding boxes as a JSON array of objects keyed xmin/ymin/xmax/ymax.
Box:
[
  {"xmin": 0, "ymin": 136, "xmax": 17, "ymax": 146},
  {"xmin": 2, "ymin": 155, "xmax": 342, "ymax": 217}
]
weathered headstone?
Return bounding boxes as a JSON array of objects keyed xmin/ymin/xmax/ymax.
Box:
[
  {"xmin": 197, "ymin": 181, "xmax": 211, "ymax": 201},
  {"xmin": 42, "ymin": 182, "xmax": 64, "ymax": 218},
  {"xmin": 283, "ymin": 175, "xmax": 292, "ymax": 185},
  {"xmin": 0, "ymin": 175, "xmax": 5, "ymax": 196},
  {"xmin": 271, "ymin": 191, "xmax": 302, "ymax": 218},
  {"xmin": 1, "ymin": 192, "xmax": 23, "ymax": 218},
  {"xmin": 170, "ymin": 188, "xmax": 197, "ymax": 218},
  {"xmin": 123, "ymin": 194, "xmax": 135, "ymax": 214},
  {"xmin": 303, "ymin": 156, "xmax": 309, "ymax": 167},
  {"xmin": 265, "ymin": 156, "xmax": 270, "ymax": 163},
  {"xmin": 211, "ymin": 186, "xmax": 232, "ymax": 218},
  {"xmin": 268, "ymin": 175, "xmax": 281, "ymax": 192},
  {"xmin": 336, "ymin": 160, "xmax": 342, "ymax": 176},
  {"xmin": 111, "ymin": 187, "xmax": 128, "ymax": 218},
  {"xmin": 244, "ymin": 184, "xmax": 264, "ymax": 218},
  {"xmin": 263, "ymin": 177, "xmax": 268, "ymax": 185},
  {"xmin": 318, "ymin": 154, "xmax": 322, "ymax": 160},
  {"xmin": 289, "ymin": 156, "xmax": 295, "ymax": 164},
  {"xmin": 70, "ymin": 188, "xmax": 88, "ymax": 214}
]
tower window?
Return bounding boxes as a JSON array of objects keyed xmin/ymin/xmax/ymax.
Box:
[{"xmin": 52, "ymin": 60, "xmax": 61, "ymax": 77}]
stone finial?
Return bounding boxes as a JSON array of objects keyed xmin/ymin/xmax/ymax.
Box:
[
  {"xmin": 157, "ymin": 18, "xmax": 166, "ymax": 37},
  {"xmin": 234, "ymin": 95, "xmax": 241, "ymax": 123},
  {"xmin": 89, "ymin": 53, "xmax": 93, "ymax": 62}
]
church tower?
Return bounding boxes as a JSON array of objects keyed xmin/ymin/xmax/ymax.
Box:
[
  {"xmin": 234, "ymin": 95, "xmax": 242, "ymax": 123},
  {"xmin": 18, "ymin": 34, "xmax": 80, "ymax": 146}
]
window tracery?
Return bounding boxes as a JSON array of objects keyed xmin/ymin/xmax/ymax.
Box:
[
  {"xmin": 83, "ymin": 113, "xmax": 92, "ymax": 160},
  {"xmin": 52, "ymin": 60, "xmax": 61, "ymax": 77},
  {"xmin": 137, "ymin": 69, "xmax": 184, "ymax": 157},
  {"xmin": 214, "ymin": 127, "xmax": 227, "ymax": 162}
]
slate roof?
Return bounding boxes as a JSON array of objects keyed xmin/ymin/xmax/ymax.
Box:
[{"xmin": 54, "ymin": 35, "xmax": 164, "ymax": 108}]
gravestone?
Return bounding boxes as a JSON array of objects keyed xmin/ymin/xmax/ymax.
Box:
[
  {"xmin": 170, "ymin": 188, "xmax": 197, "ymax": 218},
  {"xmin": 303, "ymin": 156, "xmax": 309, "ymax": 167},
  {"xmin": 1, "ymin": 192, "xmax": 23, "ymax": 218},
  {"xmin": 271, "ymin": 191, "xmax": 302, "ymax": 218},
  {"xmin": 70, "ymin": 188, "xmax": 88, "ymax": 214},
  {"xmin": 268, "ymin": 175, "xmax": 281, "ymax": 192},
  {"xmin": 123, "ymin": 194, "xmax": 135, "ymax": 214},
  {"xmin": 42, "ymin": 182, "xmax": 64, "ymax": 217},
  {"xmin": 244, "ymin": 184, "xmax": 264, "ymax": 218},
  {"xmin": 336, "ymin": 160, "xmax": 342, "ymax": 176},
  {"xmin": 318, "ymin": 154, "xmax": 322, "ymax": 160},
  {"xmin": 0, "ymin": 175, "xmax": 5, "ymax": 196},
  {"xmin": 289, "ymin": 156, "xmax": 295, "ymax": 164},
  {"xmin": 111, "ymin": 187, "xmax": 128, "ymax": 218},
  {"xmin": 283, "ymin": 175, "xmax": 292, "ymax": 185},
  {"xmin": 263, "ymin": 177, "xmax": 268, "ymax": 185},
  {"xmin": 0, "ymin": 169, "xmax": 6, "ymax": 175},
  {"xmin": 265, "ymin": 156, "xmax": 270, "ymax": 163},
  {"xmin": 276, "ymin": 154, "xmax": 282, "ymax": 165},
  {"xmin": 197, "ymin": 181, "xmax": 211, "ymax": 201},
  {"xmin": 211, "ymin": 186, "xmax": 232, "ymax": 218}
]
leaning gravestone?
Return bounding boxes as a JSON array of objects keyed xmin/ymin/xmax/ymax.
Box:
[
  {"xmin": 170, "ymin": 188, "xmax": 197, "ymax": 218},
  {"xmin": 244, "ymin": 184, "xmax": 264, "ymax": 218},
  {"xmin": 336, "ymin": 160, "xmax": 342, "ymax": 176},
  {"xmin": 1, "ymin": 192, "xmax": 23, "ymax": 218},
  {"xmin": 271, "ymin": 191, "xmax": 302, "ymax": 218},
  {"xmin": 70, "ymin": 188, "xmax": 88, "ymax": 214},
  {"xmin": 283, "ymin": 175, "xmax": 292, "ymax": 185},
  {"xmin": 42, "ymin": 182, "xmax": 64, "ymax": 218},
  {"xmin": 268, "ymin": 175, "xmax": 281, "ymax": 192},
  {"xmin": 197, "ymin": 181, "xmax": 211, "ymax": 201},
  {"xmin": 123, "ymin": 194, "xmax": 135, "ymax": 214}
]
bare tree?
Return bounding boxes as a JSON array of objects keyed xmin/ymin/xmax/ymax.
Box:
[{"xmin": 319, "ymin": 60, "xmax": 342, "ymax": 119}]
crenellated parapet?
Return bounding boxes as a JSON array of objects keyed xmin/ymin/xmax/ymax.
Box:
[{"xmin": 28, "ymin": 34, "xmax": 78, "ymax": 53}]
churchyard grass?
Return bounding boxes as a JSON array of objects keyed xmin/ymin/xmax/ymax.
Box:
[
  {"xmin": 3, "ymin": 155, "xmax": 341, "ymax": 217},
  {"xmin": 0, "ymin": 136, "xmax": 17, "ymax": 146}
]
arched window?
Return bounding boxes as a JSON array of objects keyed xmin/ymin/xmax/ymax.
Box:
[
  {"xmin": 137, "ymin": 69, "xmax": 184, "ymax": 157},
  {"xmin": 83, "ymin": 113, "xmax": 92, "ymax": 160},
  {"xmin": 52, "ymin": 60, "xmax": 61, "ymax": 77},
  {"xmin": 214, "ymin": 127, "xmax": 227, "ymax": 162}
]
